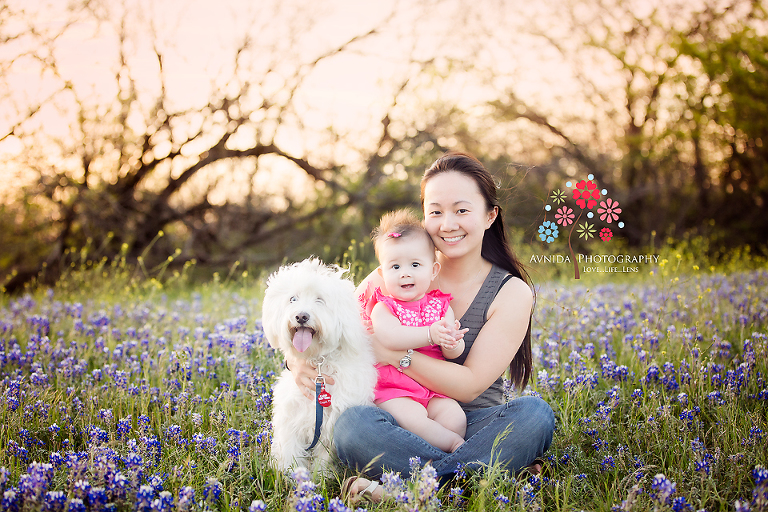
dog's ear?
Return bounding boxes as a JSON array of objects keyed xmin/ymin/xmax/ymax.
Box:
[{"xmin": 261, "ymin": 272, "xmax": 284, "ymax": 352}]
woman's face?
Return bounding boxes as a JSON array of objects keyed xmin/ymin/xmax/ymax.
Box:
[{"xmin": 423, "ymin": 171, "xmax": 497, "ymax": 260}]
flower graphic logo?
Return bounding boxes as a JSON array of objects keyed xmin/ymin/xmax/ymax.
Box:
[
  {"xmin": 538, "ymin": 221, "xmax": 559, "ymax": 243},
  {"xmin": 537, "ymin": 173, "xmax": 626, "ymax": 279},
  {"xmin": 555, "ymin": 206, "xmax": 575, "ymax": 226},
  {"xmin": 597, "ymin": 198, "xmax": 622, "ymax": 223},
  {"xmin": 573, "ymin": 180, "xmax": 601, "ymax": 209},
  {"xmin": 577, "ymin": 222, "xmax": 595, "ymax": 240},
  {"xmin": 550, "ymin": 189, "xmax": 567, "ymax": 204}
]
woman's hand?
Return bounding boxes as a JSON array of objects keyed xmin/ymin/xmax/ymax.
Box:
[
  {"xmin": 369, "ymin": 332, "xmax": 400, "ymax": 367},
  {"xmin": 285, "ymin": 352, "xmax": 335, "ymax": 400}
]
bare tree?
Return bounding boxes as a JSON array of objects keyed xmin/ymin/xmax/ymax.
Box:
[{"xmin": 0, "ymin": 0, "xmax": 461, "ymax": 291}]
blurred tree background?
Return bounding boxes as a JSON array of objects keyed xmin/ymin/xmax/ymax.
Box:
[{"xmin": 1, "ymin": 0, "xmax": 766, "ymax": 292}]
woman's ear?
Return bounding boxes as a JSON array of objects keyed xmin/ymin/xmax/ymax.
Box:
[{"xmin": 486, "ymin": 206, "xmax": 499, "ymax": 229}]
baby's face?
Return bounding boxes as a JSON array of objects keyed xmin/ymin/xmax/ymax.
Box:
[{"xmin": 379, "ymin": 235, "xmax": 438, "ymax": 302}]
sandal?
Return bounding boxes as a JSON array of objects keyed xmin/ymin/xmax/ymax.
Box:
[
  {"xmin": 341, "ymin": 476, "xmax": 382, "ymax": 506},
  {"xmin": 517, "ymin": 457, "xmax": 546, "ymax": 477}
]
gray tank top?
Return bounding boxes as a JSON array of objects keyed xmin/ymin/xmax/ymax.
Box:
[{"xmin": 448, "ymin": 264, "xmax": 512, "ymax": 412}]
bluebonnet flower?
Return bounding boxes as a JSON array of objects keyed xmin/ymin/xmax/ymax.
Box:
[
  {"xmin": 6, "ymin": 396, "xmax": 20, "ymax": 412},
  {"xmin": 164, "ymin": 424, "xmax": 182, "ymax": 443},
  {"xmin": 707, "ymin": 390, "xmax": 725, "ymax": 405},
  {"xmin": 449, "ymin": 487, "xmax": 466, "ymax": 506},
  {"xmin": 643, "ymin": 364, "xmax": 660, "ymax": 384},
  {"xmin": 98, "ymin": 408, "xmax": 113, "ymax": 423},
  {"xmin": 88, "ymin": 487, "xmax": 108, "ymax": 509},
  {"xmin": 414, "ymin": 463, "xmax": 439, "ymax": 506},
  {"xmin": 177, "ymin": 486, "xmax": 195, "ymax": 511},
  {"xmin": 30, "ymin": 372, "xmax": 50, "ymax": 386},
  {"xmin": 136, "ymin": 484, "xmax": 155, "ymax": 512},
  {"xmin": 651, "ymin": 473, "xmax": 676, "ymax": 505},
  {"xmin": 138, "ymin": 414, "xmax": 151, "ymax": 431},
  {"xmin": 68, "ymin": 498, "xmax": 86, "ymax": 512},
  {"xmin": 734, "ymin": 500, "xmax": 750, "ymax": 512},
  {"xmin": 152, "ymin": 490, "xmax": 174, "ymax": 512},
  {"xmin": 454, "ymin": 462, "xmax": 467, "ymax": 480},
  {"xmin": 600, "ymin": 455, "xmax": 616, "ymax": 472},
  {"xmin": 116, "ymin": 417, "xmax": 131, "ymax": 440},
  {"xmin": 517, "ymin": 482, "xmax": 537, "ymax": 506},
  {"xmin": 48, "ymin": 452, "xmax": 65, "ymax": 469},
  {"xmin": 43, "ymin": 490, "xmax": 67, "ymax": 511},
  {"xmin": 73, "ymin": 479, "xmax": 91, "ymax": 500},
  {"xmin": 328, "ymin": 497, "xmax": 352, "ymax": 512},
  {"xmin": 88, "ymin": 426, "xmax": 109, "ymax": 446},
  {"xmin": 672, "ymin": 495, "xmax": 692, "ymax": 511},
  {"xmin": 203, "ymin": 477, "xmax": 222, "ymax": 504},
  {"xmin": 382, "ymin": 471, "xmax": 405, "ymax": 495},
  {"xmin": 250, "ymin": 500, "xmax": 267, "ymax": 512},
  {"xmin": 494, "ymin": 490, "xmax": 511, "ymax": 504},
  {"xmin": 754, "ymin": 466, "xmax": 768, "ymax": 486},
  {"xmin": 148, "ymin": 473, "xmax": 164, "ymax": 492}
]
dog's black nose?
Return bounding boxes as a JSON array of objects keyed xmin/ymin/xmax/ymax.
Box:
[{"xmin": 296, "ymin": 312, "xmax": 310, "ymax": 324}]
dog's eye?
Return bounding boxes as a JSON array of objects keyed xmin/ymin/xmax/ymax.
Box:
[
  {"xmin": 315, "ymin": 298, "xmax": 325, "ymax": 305},
  {"xmin": 290, "ymin": 296, "xmax": 298, "ymax": 303}
]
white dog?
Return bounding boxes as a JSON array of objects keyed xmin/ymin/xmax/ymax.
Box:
[{"xmin": 262, "ymin": 258, "xmax": 377, "ymax": 473}]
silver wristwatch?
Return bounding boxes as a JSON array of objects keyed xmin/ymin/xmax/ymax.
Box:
[{"xmin": 398, "ymin": 349, "xmax": 414, "ymax": 372}]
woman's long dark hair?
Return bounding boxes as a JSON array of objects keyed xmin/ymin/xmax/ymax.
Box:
[{"xmin": 420, "ymin": 151, "xmax": 534, "ymax": 392}]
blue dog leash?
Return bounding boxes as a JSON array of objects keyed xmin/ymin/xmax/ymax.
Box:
[
  {"xmin": 307, "ymin": 376, "xmax": 324, "ymax": 450},
  {"xmin": 307, "ymin": 357, "xmax": 327, "ymax": 451}
]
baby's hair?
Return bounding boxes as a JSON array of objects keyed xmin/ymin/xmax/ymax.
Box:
[{"xmin": 371, "ymin": 209, "xmax": 433, "ymax": 261}]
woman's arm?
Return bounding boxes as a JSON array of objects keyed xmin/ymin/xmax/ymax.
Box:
[{"xmin": 373, "ymin": 277, "xmax": 533, "ymax": 402}]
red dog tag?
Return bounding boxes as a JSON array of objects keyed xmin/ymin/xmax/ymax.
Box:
[{"xmin": 317, "ymin": 385, "xmax": 332, "ymax": 407}]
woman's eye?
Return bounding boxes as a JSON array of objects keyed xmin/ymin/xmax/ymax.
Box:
[{"xmin": 457, "ymin": 208, "xmax": 469, "ymax": 214}]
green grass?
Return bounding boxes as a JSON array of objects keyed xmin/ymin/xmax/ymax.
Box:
[{"xmin": 0, "ymin": 241, "xmax": 766, "ymax": 511}]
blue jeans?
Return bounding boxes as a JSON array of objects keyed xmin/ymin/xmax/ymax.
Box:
[{"xmin": 334, "ymin": 396, "xmax": 555, "ymax": 481}]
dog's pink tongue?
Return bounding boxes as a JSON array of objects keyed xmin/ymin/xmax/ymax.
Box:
[{"xmin": 292, "ymin": 327, "xmax": 313, "ymax": 352}]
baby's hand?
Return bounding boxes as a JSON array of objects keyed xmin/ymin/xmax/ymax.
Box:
[{"xmin": 430, "ymin": 319, "xmax": 465, "ymax": 350}]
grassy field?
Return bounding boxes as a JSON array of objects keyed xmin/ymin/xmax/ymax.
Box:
[{"xmin": 1, "ymin": 245, "xmax": 767, "ymax": 511}]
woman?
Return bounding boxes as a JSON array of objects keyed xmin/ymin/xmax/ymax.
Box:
[{"xmin": 287, "ymin": 152, "xmax": 554, "ymax": 502}]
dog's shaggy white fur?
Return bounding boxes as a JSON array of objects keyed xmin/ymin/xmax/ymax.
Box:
[{"xmin": 262, "ymin": 258, "xmax": 377, "ymax": 472}]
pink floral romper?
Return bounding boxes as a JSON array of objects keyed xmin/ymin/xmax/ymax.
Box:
[{"xmin": 369, "ymin": 287, "xmax": 452, "ymax": 408}]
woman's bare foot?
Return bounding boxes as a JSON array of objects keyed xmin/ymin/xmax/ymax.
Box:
[{"xmin": 342, "ymin": 476, "xmax": 384, "ymax": 506}]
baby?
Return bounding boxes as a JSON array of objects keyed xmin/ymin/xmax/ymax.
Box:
[{"xmin": 366, "ymin": 209, "xmax": 466, "ymax": 453}]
